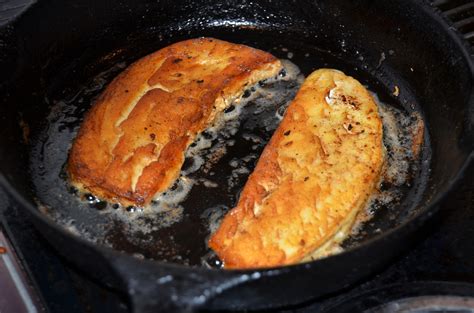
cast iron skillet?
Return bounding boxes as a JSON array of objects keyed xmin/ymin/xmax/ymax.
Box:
[{"xmin": 0, "ymin": 0, "xmax": 473, "ymax": 312}]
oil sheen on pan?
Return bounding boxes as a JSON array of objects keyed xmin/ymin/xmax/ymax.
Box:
[{"xmin": 31, "ymin": 38, "xmax": 425, "ymax": 268}]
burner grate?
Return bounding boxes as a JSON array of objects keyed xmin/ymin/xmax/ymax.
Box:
[{"xmin": 432, "ymin": 0, "xmax": 474, "ymax": 46}]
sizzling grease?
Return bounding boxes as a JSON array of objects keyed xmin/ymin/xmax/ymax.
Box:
[{"xmin": 30, "ymin": 57, "xmax": 425, "ymax": 266}]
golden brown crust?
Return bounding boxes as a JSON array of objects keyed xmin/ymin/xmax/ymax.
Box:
[
  {"xmin": 68, "ymin": 38, "xmax": 281, "ymax": 206},
  {"xmin": 208, "ymin": 69, "xmax": 384, "ymax": 269},
  {"xmin": 410, "ymin": 113, "xmax": 425, "ymax": 158}
]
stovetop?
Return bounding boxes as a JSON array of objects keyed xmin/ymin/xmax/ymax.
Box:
[{"xmin": 0, "ymin": 161, "xmax": 472, "ymax": 313}]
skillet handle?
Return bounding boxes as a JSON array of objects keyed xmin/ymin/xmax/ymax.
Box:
[{"xmin": 107, "ymin": 254, "xmax": 249, "ymax": 313}]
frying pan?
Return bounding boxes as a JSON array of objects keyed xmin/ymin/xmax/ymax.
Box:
[{"xmin": 0, "ymin": 0, "xmax": 473, "ymax": 312}]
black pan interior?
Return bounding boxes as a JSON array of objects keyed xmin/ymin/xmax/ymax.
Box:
[{"xmin": 0, "ymin": 0, "xmax": 471, "ymax": 269}]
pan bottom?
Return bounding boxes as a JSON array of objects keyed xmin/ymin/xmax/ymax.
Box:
[{"xmin": 28, "ymin": 29, "xmax": 430, "ymax": 267}]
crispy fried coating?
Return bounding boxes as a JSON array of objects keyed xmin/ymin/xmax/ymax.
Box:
[
  {"xmin": 68, "ymin": 38, "xmax": 281, "ymax": 206},
  {"xmin": 209, "ymin": 69, "xmax": 384, "ymax": 269}
]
